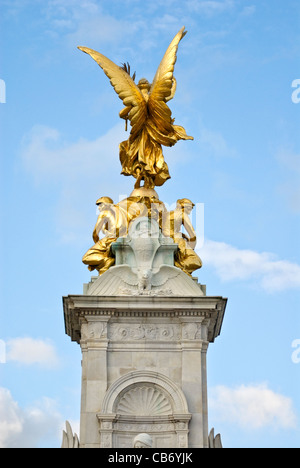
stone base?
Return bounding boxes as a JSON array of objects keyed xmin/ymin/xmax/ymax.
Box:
[{"xmin": 63, "ymin": 294, "xmax": 227, "ymax": 448}]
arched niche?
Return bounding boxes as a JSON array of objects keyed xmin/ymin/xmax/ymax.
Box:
[{"xmin": 97, "ymin": 370, "xmax": 191, "ymax": 448}]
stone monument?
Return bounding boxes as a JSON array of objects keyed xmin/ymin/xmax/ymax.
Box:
[{"xmin": 62, "ymin": 26, "xmax": 227, "ymax": 449}]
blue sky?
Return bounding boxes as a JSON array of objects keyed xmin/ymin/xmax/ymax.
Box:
[{"xmin": 0, "ymin": 0, "xmax": 299, "ymax": 448}]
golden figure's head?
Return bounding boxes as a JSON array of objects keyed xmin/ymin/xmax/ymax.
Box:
[
  {"xmin": 137, "ymin": 78, "xmax": 151, "ymax": 92},
  {"xmin": 177, "ymin": 198, "xmax": 195, "ymax": 214},
  {"xmin": 96, "ymin": 196, "xmax": 114, "ymax": 208}
]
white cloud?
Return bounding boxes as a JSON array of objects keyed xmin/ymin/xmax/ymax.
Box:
[
  {"xmin": 7, "ymin": 338, "xmax": 60, "ymax": 368},
  {"xmin": 21, "ymin": 123, "xmax": 123, "ymax": 184},
  {"xmin": 0, "ymin": 388, "xmax": 23, "ymax": 448},
  {"xmin": 45, "ymin": 0, "xmax": 142, "ymax": 50},
  {"xmin": 20, "ymin": 123, "xmax": 132, "ymax": 243},
  {"xmin": 0, "ymin": 388, "xmax": 64, "ymax": 448},
  {"xmin": 199, "ymin": 239, "xmax": 300, "ymax": 292},
  {"xmin": 66, "ymin": 14, "xmax": 134, "ymax": 48},
  {"xmin": 209, "ymin": 383, "xmax": 297, "ymax": 430}
]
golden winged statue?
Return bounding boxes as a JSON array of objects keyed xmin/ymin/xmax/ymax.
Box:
[{"xmin": 78, "ymin": 26, "xmax": 193, "ymax": 190}]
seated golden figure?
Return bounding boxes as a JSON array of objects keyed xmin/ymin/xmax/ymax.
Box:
[
  {"xmin": 162, "ymin": 198, "xmax": 202, "ymax": 276},
  {"xmin": 82, "ymin": 197, "xmax": 117, "ymax": 276}
]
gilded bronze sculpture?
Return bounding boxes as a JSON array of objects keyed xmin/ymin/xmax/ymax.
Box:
[
  {"xmin": 79, "ymin": 27, "xmax": 202, "ymax": 278},
  {"xmin": 78, "ymin": 26, "xmax": 193, "ymax": 189}
]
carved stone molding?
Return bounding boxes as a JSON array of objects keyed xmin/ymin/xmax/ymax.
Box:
[
  {"xmin": 81, "ymin": 321, "xmax": 108, "ymax": 340},
  {"xmin": 108, "ymin": 323, "xmax": 181, "ymax": 342},
  {"xmin": 63, "ymin": 294, "xmax": 227, "ymax": 344}
]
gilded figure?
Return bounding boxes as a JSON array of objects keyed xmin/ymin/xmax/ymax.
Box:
[
  {"xmin": 162, "ymin": 198, "xmax": 202, "ymax": 276},
  {"xmin": 78, "ymin": 26, "xmax": 193, "ymax": 189},
  {"xmin": 82, "ymin": 197, "xmax": 117, "ymax": 275},
  {"xmin": 82, "ymin": 195, "xmax": 157, "ymax": 275}
]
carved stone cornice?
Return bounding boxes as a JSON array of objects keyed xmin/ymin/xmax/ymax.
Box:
[{"xmin": 63, "ymin": 294, "xmax": 227, "ymax": 344}]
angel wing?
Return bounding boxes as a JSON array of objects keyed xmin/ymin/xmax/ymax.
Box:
[
  {"xmin": 78, "ymin": 46, "xmax": 147, "ymax": 134},
  {"xmin": 148, "ymin": 26, "xmax": 187, "ymax": 133}
]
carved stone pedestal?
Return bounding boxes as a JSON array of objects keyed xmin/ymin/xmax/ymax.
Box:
[
  {"xmin": 63, "ymin": 294, "xmax": 226, "ymax": 448},
  {"xmin": 63, "ymin": 218, "xmax": 226, "ymax": 448}
]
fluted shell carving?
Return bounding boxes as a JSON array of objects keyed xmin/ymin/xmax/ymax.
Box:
[{"xmin": 117, "ymin": 386, "xmax": 172, "ymax": 416}]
